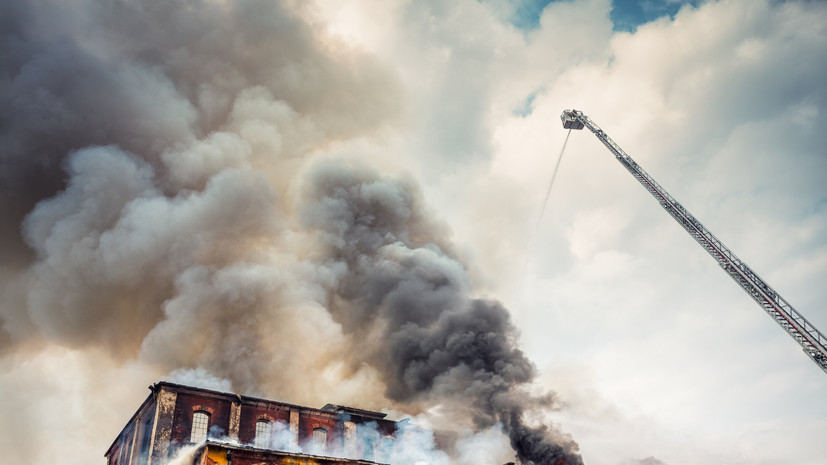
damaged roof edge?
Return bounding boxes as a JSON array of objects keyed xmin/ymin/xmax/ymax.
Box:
[{"xmin": 321, "ymin": 404, "xmax": 387, "ymax": 420}]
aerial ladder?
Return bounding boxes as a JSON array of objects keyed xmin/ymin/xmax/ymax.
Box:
[{"xmin": 560, "ymin": 109, "xmax": 827, "ymax": 374}]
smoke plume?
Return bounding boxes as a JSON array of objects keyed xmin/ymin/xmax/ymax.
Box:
[{"xmin": 0, "ymin": 0, "xmax": 581, "ymax": 464}]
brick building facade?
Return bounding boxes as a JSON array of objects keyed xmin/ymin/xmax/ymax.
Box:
[{"xmin": 105, "ymin": 382, "xmax": 399, "ymax": 465}]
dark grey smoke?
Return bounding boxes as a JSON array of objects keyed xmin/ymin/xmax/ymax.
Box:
[
  {"xmin": 1, "ymin": 0, "xmax": 582, "ymax": 463},
  {"xmin": 300, "ymin": 163, "xmax": 583, "ymax": 464}
]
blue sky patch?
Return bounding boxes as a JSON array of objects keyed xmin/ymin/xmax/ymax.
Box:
[
  {"xmin": 611, "ymin": 0, "xmax": 705, "ymax": 32},
  {"xmin": 497, "ymin": 0, "xmax": 706, "ymax": 33},
  {"xmin": 513, "ymin": 89, "xmax": 541, "ymax": 117},
  {"xmin": 506, "ymin": 0, "xmax": 556, "ymax": 30}
]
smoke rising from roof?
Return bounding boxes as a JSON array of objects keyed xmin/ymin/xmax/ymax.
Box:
[
  {"xmin": 298, "ymin": 163, "xmax": 582, "ymax": 463},
  {"xmin": 0, "ymin": 0, "xmax": 581, "ymax": 463}
]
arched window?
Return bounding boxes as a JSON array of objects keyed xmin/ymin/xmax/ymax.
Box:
[
  {"xmin": 254, "ymin": 420, "xmax": 272, "ymax": 449},
  {"xmin": 190, "ymin": 411, "xmax": 210, "ymax": 443},
  {"xmin": 312, "ymin": 427, "xmax": 328, "ymax": 455}
]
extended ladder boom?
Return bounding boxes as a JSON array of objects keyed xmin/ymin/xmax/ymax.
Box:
[{"xmin": 561, "ymin": 109, "xmax": 827, "ymax": 374}]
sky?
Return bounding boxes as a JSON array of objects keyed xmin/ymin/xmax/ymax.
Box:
[{"xmin": 1, "ymin": 1, "xmax": 826, "ymax": 465}]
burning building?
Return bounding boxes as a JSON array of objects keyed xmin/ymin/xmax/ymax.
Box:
[{"xmin": 105, "ymin": 382, "xmax": 398, "ymax": 465}]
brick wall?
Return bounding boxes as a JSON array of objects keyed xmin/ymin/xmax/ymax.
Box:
[
  {"xmin": 171, "ymin": 392, "xmax": 233, "ymax": 447},
  {"xmin": 237, "ymin": 403, "xmax": 291, "ymax": 445}
]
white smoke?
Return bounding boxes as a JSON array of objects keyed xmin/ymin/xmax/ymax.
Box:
[
  {"xmin": 164, "ymin": 368, "xmax": 234, "ymax": 393},
  {"xmin": 162, "ymin": 410, "xmax": 511, "ymax": 465},
  {"xmin": 165, "ymin": 444, "xmax": 201, "ymax": 465}
]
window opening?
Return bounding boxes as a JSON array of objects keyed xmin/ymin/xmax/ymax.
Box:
[
  {"xmin": 254, "ymin": 420, "xmax": 272, "ymax": 449},
  {"xmin": 312, "ymin": 427, "xmax": 328, "ymax": 455},
  {"xmin": 190, "ymin": 411, "xmax": 210, "ymax": 443},
  {"xmin": 138, "ymin": 412, "xmax": 154, "ymax": 465}
]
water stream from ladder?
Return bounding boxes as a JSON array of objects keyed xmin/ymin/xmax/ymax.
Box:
[
  {"xmin": 534, "ymin": 128, "xmax": 572, "ymax": 233},
  {"xmin": 517, "ymin": 128, "xmax": 573, "ymax": 297}
]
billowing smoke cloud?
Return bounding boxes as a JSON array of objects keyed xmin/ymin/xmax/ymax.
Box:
[
  {"xmin": 298, "ymin": 163, "xmax": 581, "ymax": 463},
  {"xmin": 0, "ymin": 0, "xmax": 396, "ymax": 356},
  {"xmin": 0, "ymin": 0, "xmax": 581, "ymax": 464}
]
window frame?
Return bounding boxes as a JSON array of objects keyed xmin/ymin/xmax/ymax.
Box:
[
  {"xmin": 190, "ymin": 411, "xmax": 210, "ymax": 443},
  {"xmin": 254, "ymin": 419, "xmax": 272, "ymax": 449},
  {"xmin": 312, "ymin": 427, "xmax": 328, "ymax": 455}
]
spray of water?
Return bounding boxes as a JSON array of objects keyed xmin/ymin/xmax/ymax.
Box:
[
  {"xmin": 536, "ymin": 129, "xmax": 572, "ymax": 233},
  {"xmin": 517, "ymin": 128, "xmax": 573, "ymax": 293}
]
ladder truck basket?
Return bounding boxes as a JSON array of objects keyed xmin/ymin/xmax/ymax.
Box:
[{"xmin": 561, "ymin": 110, "xmax": 585, "ymax": 130}]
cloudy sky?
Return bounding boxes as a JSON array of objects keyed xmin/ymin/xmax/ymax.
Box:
[{"xmin": 1, "ymin": 1, "xmax": 826, "ymax": 465}]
